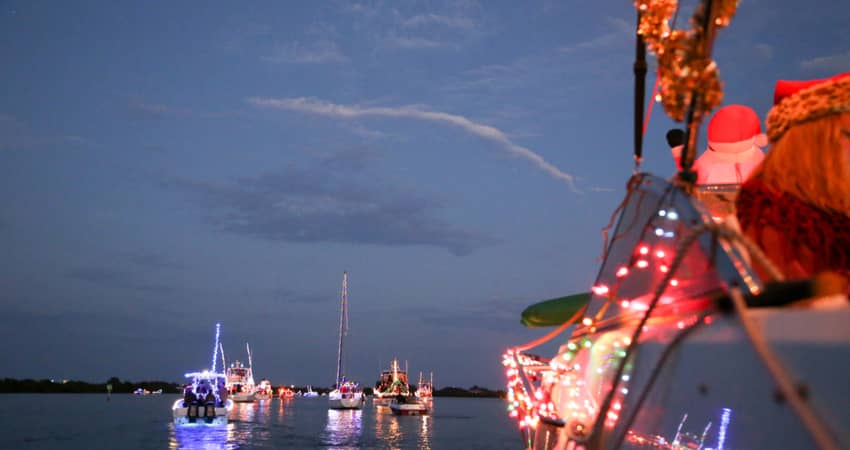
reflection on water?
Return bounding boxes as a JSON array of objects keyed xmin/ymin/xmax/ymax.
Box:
[
  {"xmin": 372, "ymin": 405, "xmax": 432, "ymax": 450},
  {"xmin": 322, "ymin": 409, "xmax": 363, "ymax": 449},
  {"xmin": 168, "ymin": 422, "xmax": 236, "ymax": 450}
]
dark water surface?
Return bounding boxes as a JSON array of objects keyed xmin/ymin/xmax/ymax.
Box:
[{"xmin": 0, "ymin": 394, "xmax": 520, "ymax": 449}]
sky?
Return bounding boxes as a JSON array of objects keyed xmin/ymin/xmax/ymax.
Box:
[{"xmin": 2, "ymin": 0, "xmax": 849, "ymax": 390}]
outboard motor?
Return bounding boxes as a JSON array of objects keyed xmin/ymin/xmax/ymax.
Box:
[{"xmin": 204, "ymin": 391, "xmax": 217, "ymax": 423}]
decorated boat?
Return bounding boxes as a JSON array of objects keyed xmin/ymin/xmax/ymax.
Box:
[
  {"xmin": 415, "ymin": 372, "xmax": 433, "ymax": 402},
  {"xmin": 172, "ymin": 323, "xmax": 234, "ymax": 426},
  {"xmin": 389, "ymin": 394, "xmax": 431, "ymax": 416},
  {"xmin": 225, "ymin": 358, "xmax": 255, "ymax": 402},
  {"xmin": 303, "ymin": 385, "xmax": 319, "ymax": 398},
  {"xmin": 254, "ymin": 378, "xmax": 273, "ymax": 401},
  {"xmin": 501, "ymin": 2, "xmax": 850, "ymax": 450},
  {"xmin": 278, "ymin": 386, "xmax": 295, "ymax": 399},
  {"xmin": 372, "ymin": 358, "xmax": 411, "ymax": 406},
  {"xmin": 328, "ymin": 272, "xmax": 366, "ymax": 410}
]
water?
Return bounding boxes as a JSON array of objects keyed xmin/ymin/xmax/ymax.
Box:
[{"xmin": 0, "ymin": 395, "xmax": 520, "ymax": 449}]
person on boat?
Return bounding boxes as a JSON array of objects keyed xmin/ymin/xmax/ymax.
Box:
[
  {"xmin": 735, "ymin": 72, "xmax": 850, "ymax": 286},
  {"xmin": 671, "ymin": 104, "xmax": 767, "ymax": 184}
]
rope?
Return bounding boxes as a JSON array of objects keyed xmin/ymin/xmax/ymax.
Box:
[{"xmin": 514, "ymin": 306, "xmax": 587, "ymax": 352}]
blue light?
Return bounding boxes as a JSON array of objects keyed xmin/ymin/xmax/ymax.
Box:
[
  {"xmin": 211, "ymin": 323, "xmax": 221, "ymax": 373},
  {"xmin": 664, "ymin": 231, "xmax": 675, "ymax": 238},
  {"xmin": 717, "ymin": 408, "xmax": 731, "ymax": 450}
]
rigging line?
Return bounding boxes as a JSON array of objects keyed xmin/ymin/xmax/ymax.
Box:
[
  {"xmin": 608, "ymin": 312, "xmax": 710, "ymax": 449},
  {"xmin": 728, "ymin": 288, "xmax": 840, "ymax": 450},
  {"xmin": 514, "ymin": 305, "xmax": 587, "ymax": 352}
]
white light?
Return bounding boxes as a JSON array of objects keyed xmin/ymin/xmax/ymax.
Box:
[
  {"xmin": 655, "ymin": 228, "xmax": 664, "ymax": 236},
  {"xmin": 667, "ymin": 211, "xmax": 679, "ymax": 220}
]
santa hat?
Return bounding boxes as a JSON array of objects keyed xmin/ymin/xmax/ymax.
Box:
[
  {"xmin": 766, "ymin": 72, "xmax": 850, "ymax": 141},
  {"xmin": 707, "ymin": 104, "xmax": 768, "ymax": 154}
]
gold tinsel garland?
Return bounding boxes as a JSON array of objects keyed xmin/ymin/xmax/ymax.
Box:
[{"xmin": 635, "ymin": 0, "xmax": 738, "ymax": 122}]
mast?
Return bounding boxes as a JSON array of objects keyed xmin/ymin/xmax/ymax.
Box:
[
  {"xmin": 220, "ymin": 343, "xmax": 227, "ymax": 372},
  {"xmin": 335, "ymin": 271, "xmax": 349, "ymax": 386},
  {"xmin": 211, "ymin": 322, "xmax": 221, "ymax": 372},
  {"xmin": 247, "ymin": 343, "xmax": 255, "ymax": 384}
]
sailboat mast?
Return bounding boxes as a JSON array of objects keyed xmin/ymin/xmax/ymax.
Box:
[{"xmin": 335, "ymin": 271, "xmax": 348, "ymax": 386}]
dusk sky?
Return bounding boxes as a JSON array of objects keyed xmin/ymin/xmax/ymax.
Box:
[{"xmin": 2, "ymin": 0, "xmax": 849, "ymax": 389}]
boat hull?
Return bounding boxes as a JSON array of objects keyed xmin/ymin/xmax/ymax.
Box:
[
  {"xmin": 231, "ymin": 393, "xmax": 255, "ymax": 403},
  {"xmin": 172, "ymin": 399, "xmax": 232, "ymax": 426},
  {"xmin": 372, "ymin": 395, "xmax": 394, "ymax": 406},
  {"xmin": 328, "ymin": 392, "xmax": 364, "ymax": 410},
  {"xmin": 390, "ymin": 402, "xmax": 430, "ymax": 416}
]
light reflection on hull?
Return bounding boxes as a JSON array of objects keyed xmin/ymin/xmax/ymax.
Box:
[{"xmin": 323, "ymin": 408, "xmax": 363, "ymax": 448}]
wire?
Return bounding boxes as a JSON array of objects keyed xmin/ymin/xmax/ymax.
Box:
[{"xmin": 728, "ymin": 288, "xmax": 840, "ymax": 450}]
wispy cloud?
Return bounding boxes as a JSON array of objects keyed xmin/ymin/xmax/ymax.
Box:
[
  {"xmin": 383, "ymin": 35, "xmax": 444, "ymax": 49},
  {"xmin": 403, "ymin": 14, "xmax": 475, "ymax": 29},
  {"xmin": 168, "ymin": 149, "xmax": 499, "ymax": 255},
  {"xmin": 800, "ymin": 51, "xmax": 850, "ymax": 73},
  {"xmin": 558, "ymin": 17, "xmax": 633, "ymax": 54},
  {"xmin": 126, "ymin": 101, "xmax": 183, "ymax": 120},
  {"xmin": 67, "ymin": 267, "xmax": 176, "ymax": 294},
  {"xmin": 589, "ymin": 186, "xmax": 616, "ymax": 193},
  {"xmin": 262, "ymin": 40, "xmax": 348, "ymax": 64},
  {"xmin": 0, "ymin": 114, "xmax": 83, "ymax": 151},
  {"xmin": 246, "ymin": 97, "xmax": 579, "ymax": 191}
]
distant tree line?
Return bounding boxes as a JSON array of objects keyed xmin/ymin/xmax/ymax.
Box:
[
  {"xmin": 0, "ymin": 377, "xmax": 181, "ymax": 394},
  {"xmin": 1, "ymin": 378, "xmax": 506, "ymax": 398},
  {"xmin": 433, "ymin": 386, "xmax": 505, "ymax": 398}
]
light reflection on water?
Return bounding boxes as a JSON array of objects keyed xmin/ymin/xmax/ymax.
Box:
[
  {"xmin": 372, "ymin": 404, "xmax": 432, "ymax": 450},
  {"xmin": 322, "ymin": 409, "xmax": 363, "ymax": 449},
  {"xmin": 168, "ymin": 422, "xmax": 236, "ymax": 450}
]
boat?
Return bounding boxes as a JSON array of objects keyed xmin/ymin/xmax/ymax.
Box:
[
  {"xmin": 278, "ymin": 386, "xmax": 295, "ymax": 399},
  {"xmin": 372, "ymin": 358, "xmax": 411, "ymax": 406},
  {"xmin": 303, "ymin": 385, "xmax": 319, "ymax": 398},
  {"xmin": 415, "ymin": 372, "xmax": 433, "ymax": 401},
  {"xmin": 223, "ymin": 343, "xmax": 260, "ymax": 402},
  {"xmin": 254, "ymin": 378, "xmax": 273, "ymax": 401},
  {"xmin": 501, "ymin": 2, "xmax": 850, "ymax": 450},
  {"xmin": 328, "ymin": 271, "xmax": 365, "ymax": 410},
  {"xmin": 389, "ymin": 394, "xmax": 431, "ymax": 416},
  {"xmin": 172, "ymin": 323, "xmax": 233, "ymax": 426},
  {"xmin": 133, "ymin": 388, "xmax": 150, "ymax": 395}
]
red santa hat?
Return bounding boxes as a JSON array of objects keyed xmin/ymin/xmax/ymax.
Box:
[
  {"xmin": 767, "ymin": 72, "xmax": 850, "ymax": 141},
  {"xmin": 707, "ymin": 104, "xmax": 768, "ymax": 154}
]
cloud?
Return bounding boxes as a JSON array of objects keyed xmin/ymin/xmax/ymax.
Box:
[
  {"xmin": 558, "ymin": 17, "xmax": 633, "ymax": 54},
  {"xmin": 383, "ymin": 35, "xmax": 444, "ymax": 49},
  {"xmin": 0, "ymin": 114, "xmax": 84, "ymax": 151},
  {"xmin": 800, "ymin": 51, "xmax": 850, "ymax": 73},
  {"xmin": 168, "ymin": 151, "xmax": 499, "ymax": 255},
  {"xmin": 403, "ymin": 14, "xmax": 475, "ymax": 29},
  {"xmin": 262, "ymin": 40, "xmax": 348, "ymax": 64},
  {"xmin": 247, "ymin": 97, "xmax": 579, "ymax": 191},
  {"xmin": 127, "ymin": 102, "xmax": 174, "ymax": 119},
  {"xmin": 67, "ymin": 267, "xmax": 176, "ymax": 294},
  {"xmin": 589, "ymin": 186, "xmax": 616, "ymax": 193}
]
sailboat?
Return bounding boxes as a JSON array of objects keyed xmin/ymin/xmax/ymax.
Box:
[
  {"xmin": 500, "ymin": 2, "xmax": 850, "ymax": 449},
  {"xmin": 328, "ymin": 271, "xmax": 365, "ymax": 410}
]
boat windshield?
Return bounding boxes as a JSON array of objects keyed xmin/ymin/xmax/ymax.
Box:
[{"xmin": 541, "ymin": 174, "xmax": 760, "ymax": 441}]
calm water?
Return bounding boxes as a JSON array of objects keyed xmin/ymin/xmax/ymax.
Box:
[{"xmin": 0, "ymin": 394, "xmax": 520, "ymax": 449}]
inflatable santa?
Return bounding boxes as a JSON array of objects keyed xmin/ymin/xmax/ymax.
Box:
[{"xmin": 671, "ymin": 104, "xmax": 767, "ymax": 185}]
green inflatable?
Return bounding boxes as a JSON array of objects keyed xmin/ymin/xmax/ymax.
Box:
[{"xmin": 520, "ymin": 292, "xmax": 591, "ymax": 328}]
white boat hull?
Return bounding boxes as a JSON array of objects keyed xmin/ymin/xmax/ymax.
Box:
[
  {"xmin": 172, "ymin": 399, "xmax": 232, "ymax": 426},
  {"xmin": 231, "ymin": 392, "xmax": 254, "ymax": 402},
  {"xmin": 372, "ymin": 396, "xmax": 393, "ymax": 406},
  {"xmin": 390, "ymin": 401, "xmax": 431, "ymax": 416},
  {"xmin": 254, "ymin": 393, "xmax": 272, "ymax": 401},
  {"xmin": 328, "ymin": 392, "xmax": 364, "ymax": 410}
]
